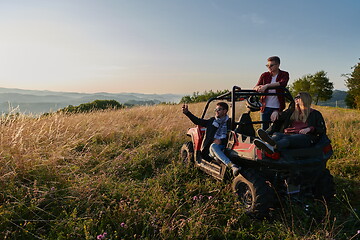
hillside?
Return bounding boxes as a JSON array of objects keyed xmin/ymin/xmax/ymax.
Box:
[
  {"xmin": 0, "ymin": 103, "xmax": 359, "ymax": 239},
  {"xmin": 0, "ymin": 87, "xmax": 183, "ymax": 114},
  {"xmin": 317, "ymin": 90, "xmax": 347, "ymax": 108}
]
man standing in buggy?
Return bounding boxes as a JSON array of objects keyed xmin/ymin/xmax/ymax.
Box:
[
  {"xmin": 254, "ymin": 92, "xmax": 327, "ymax": 154},
  {"xmin": 182, "ymin": 102, "xmax": 240, "ymax": 176},
  {"xmin": 254, "ymin": 56, "xmax": 289, "ymax": 130}
]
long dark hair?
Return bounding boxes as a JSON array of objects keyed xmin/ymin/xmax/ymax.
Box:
[{"xmin": 290, "ymin": 92, "xmax": 312, "ymax": 123}]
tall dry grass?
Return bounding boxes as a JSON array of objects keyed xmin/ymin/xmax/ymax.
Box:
[
  {"xmin": 0, "ymin": 103, "xmax": 359, "ymax": 239},
  {"xmin": 0, "ymin": 104, "xmax": 198, "ymax": 238},
  {"xmin": 0, "ymin": 104, "xmax": 186, "ymax": 176}
]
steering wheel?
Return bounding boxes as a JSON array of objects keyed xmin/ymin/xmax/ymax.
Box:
[{"xmin": 246, "ymin": 96, "xmax": 262, "ymax": 112}]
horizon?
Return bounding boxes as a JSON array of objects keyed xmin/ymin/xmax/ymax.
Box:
[
  {"xmin": 0, "ymin": 86, "xmax": 184, "ymax": 96},
  {"xmin": 0, "ymin": 1, "xmax": 359, "ymax": 94},
  {"xmin": 0, "ymin": 86, "xmax": 348, "ymax": 96}
]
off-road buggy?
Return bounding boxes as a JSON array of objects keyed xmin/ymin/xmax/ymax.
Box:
[{"xmin": 180, "ymin": 86, "xmax": 335, "ymax": 218}]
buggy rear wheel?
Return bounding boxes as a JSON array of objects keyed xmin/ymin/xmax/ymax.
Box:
[
  {"xmin": 180, "ymin": 141, "xmax": 194, "ymax": 165},
  {"xmin": 232, "ymin": 169, "xmax": 274, "ymax": 218}
]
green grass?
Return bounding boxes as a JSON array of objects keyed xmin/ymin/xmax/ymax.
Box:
[{"xmin": 0, "ymin": 104, "xmax": 359, "ymax": 239}]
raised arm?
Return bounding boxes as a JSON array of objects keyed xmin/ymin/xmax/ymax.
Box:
[{"xmin": 182, "ymin": 104, "xmax": 209, "ymax": 127}]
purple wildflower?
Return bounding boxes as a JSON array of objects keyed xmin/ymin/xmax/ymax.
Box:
[
  {"xmin": 208, "ymin": 196, "xmax": 213, "ymax": 200},
  {"xmin": 97, "ymin": 232, "xmax": 107, "ymax": 240},
  {"xmin": 193, "ymin": 196, "xmax": 198, "ymax": 201},
  {"xmin": 120, "ymin": 222, "xmax": 126, "ymax": 228}
]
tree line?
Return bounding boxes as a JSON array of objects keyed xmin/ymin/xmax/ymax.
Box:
[
  {"xmin": 181, "ymin": 59, "xmax": 360, "ymax": 109},
  {"xmin": 289, "ymin": 70, "xmax": 333, "ymax": 105},
  {"xmin": 59, "ymin": 100, "xmax": 124, "ymax": 113},
  {"xmin": 180, "ymin": 90, "xmax": 229, "ymax": 103},
  {"xmin": 291, "ymin": 59, "xmax": 360, "ymax": 108},
  {"xmin": 343, "ymin": 60, "xmax": 360, "ymax": 108}
]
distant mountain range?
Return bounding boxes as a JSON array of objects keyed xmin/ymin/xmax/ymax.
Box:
[
  {"xmin": 0, "ymin": 87, "xmax": 348, "ymax": 115},
  {"xmin": 0, "ymin": 87, "xmax": 183, "ymax": 115}
]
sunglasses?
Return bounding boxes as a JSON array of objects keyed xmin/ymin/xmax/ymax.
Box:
[
  {"xmin": 214, "ymin": 108, "xmax": 224, "ymax": 112},
  {"xmin": 266, "ymin": 63, "xmax": 278, "ymax": 68},
  {"xmin": 294, "ymin": 95, "xmax": 301, "ymax": 100}
]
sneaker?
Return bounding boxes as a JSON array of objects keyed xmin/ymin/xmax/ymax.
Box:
[
  {"xmin": 257, "ymin": 129, "xmax": 276, "ymax": 146},
  {"xmin": 232, "ymin": 165, "xmax": 240, "ymax": 176},
  {"xmin": 254, "ymin": 139, "xmax": 275, "ymax": 154},
  {"xmin": 227, "ymin": 162, "xmax": 241, "ymax": 176}
]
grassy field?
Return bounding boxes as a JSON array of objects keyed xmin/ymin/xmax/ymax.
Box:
[{"xmin": 0, "ymin": 103, "xmax": 359, "ymax": 239}]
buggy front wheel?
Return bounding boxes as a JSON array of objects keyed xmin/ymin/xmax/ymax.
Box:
[
  {"xmin": 180, "ymin": 141, "xmax": 194, "ymax": 165},
  {"xmin": 232, "ymin": 169, "xmax": 274, "ymax": 218}
]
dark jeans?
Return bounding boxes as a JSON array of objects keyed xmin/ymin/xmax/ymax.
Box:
[
  {"xmin": 261, "ymin": 107, "xmax": 278, "ymax": 130},
  {"xmin": 272, "ymin": 132, "xmax": 312, "ymax": 150}
]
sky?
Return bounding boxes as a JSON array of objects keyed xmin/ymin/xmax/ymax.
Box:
[{"xmin": 0, "ymin": 0, "xmax": 359, "ymax": 94}]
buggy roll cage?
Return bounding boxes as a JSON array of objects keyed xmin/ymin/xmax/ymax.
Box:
[{"xmin": 200, "ymin": 86, "xmax": 295, "ymax": 130}]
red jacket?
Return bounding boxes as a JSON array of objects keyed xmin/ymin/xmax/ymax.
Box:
[{"xmin": 255, "ymin": 69, "xmax": 289, "ymax": 112}]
